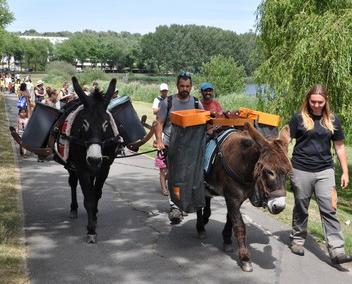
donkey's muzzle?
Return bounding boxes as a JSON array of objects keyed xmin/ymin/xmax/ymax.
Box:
[
  {"xmin": 87, "ymin": 156, "xmax": 103, "ymax": 169},
  {"xmin": 267, "ymin": 197, "xmax": 286, "ymax": 214}
]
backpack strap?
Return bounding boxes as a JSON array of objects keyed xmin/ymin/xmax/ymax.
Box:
[
  {"xmin": 165, "ymin": 95, "xmax": 173, "ymax": 120},
  {"xmin": 194, "ymin": 97, "xmax": 199, "ymax": 109}
]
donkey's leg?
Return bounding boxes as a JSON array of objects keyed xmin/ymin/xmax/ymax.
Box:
[
  {"xmin": 68, "ymin": 169, "xmax": 78, "ymax": 219},
  {"xmin": 196, "ymin": 209, "xmax": 206, "ymax": 239},
  {"xmin": 225, "ymin": 196, "xmax": 252, "ymax": 272},
  {"xmin": 93, "ymin": 165, "xmax": 110, "ymax": 221},
  {"xmin": 222, "ymin": 213, "xmax": 234, "ymax": 252},
  {"xmin": 77, "ymin": 172, "xmax": 97, "ymax": 243},
  {"xmin": 202, "ymin": 196, "xmax": 212, "ymax": 225}
]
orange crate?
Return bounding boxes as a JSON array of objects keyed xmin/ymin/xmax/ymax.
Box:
[
  {"xmin": 170, "ymin": 109, "xmax": 211, "ymax": 127},
  {"xmin": 210, "ymin": 117, "xmax": 254, "ymax": 127},
  {"xmin": 239, "ymin": 107, "xmax": 281, "ymax": 127}
]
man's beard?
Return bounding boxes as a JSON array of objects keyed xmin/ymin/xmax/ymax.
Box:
[{"xmin": 179, "ymin": 91, "xmax": 189, "ymax": 99}]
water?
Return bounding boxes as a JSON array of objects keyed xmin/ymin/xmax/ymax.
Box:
[{"xmin": 245, "ymin": 84, "xmax": 259, "ymax": 96}]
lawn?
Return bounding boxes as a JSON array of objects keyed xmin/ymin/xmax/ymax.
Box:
[{"xmin": 0, "ymin": 93, "xmax": 28, "ymax": 283}]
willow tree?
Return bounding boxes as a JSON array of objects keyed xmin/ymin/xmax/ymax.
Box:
[{"xmin": 256, "ymin": 0, "xmax": 352, "ymax": 141}]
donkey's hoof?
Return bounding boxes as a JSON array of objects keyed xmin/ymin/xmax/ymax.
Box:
[
  {"xmin": 69, "ymin": 210, "xmax": 78, "ymax": 219},
  {"xmin": 87, "ymin": 234, "xmax": 97, "ymax": 244},
  {"xmin": 223, "ymin": 243, "xmax": 234, "ymax": 253},
  {"xmin": 240, "ymin": 261, "xmax": 253, "ymax": 272},
  {"xmin": 198, "ymin": 231, "xmax": 207, "ymax": 240}
]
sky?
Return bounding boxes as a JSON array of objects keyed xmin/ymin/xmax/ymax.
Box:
[{"xmin": 5, "ymin": 0, "xmax": 262, "ymax": 35}]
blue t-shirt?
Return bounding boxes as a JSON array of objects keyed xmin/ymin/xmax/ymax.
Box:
[{"xmin": 289, "ymin": 112, "xmax": 344, "ymax": 172}]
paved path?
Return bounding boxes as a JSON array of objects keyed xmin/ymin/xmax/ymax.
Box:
[{"xmin": 4, "ymin": 93, "xmax": 352, "ymax": 283}]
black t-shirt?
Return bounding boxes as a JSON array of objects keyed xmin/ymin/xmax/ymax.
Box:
[{"xmin": 289, "ymin": 112, "xmax": 344, "ymax": 172}]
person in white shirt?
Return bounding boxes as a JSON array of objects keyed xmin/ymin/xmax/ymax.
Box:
[{"xmin": 152, "ymin": 83, "xmax": 168, "ymax": 116}]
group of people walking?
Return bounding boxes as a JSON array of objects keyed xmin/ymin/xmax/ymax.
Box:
[
  {"xmin": 151, "ymin": 72, "xmax": 351, "ymax": 269},
  {"xmin": 3, "ymin": 71, "xmax": 350, "ymax": 269}
]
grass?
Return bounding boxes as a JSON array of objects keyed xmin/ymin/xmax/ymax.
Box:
[
  {"xmin": 131, "ymin": 100, "xmax": 157, "ymax": 158},
  {"xmin": 0, "ymin": 93, "xmax": 28, "ymax": 283}
]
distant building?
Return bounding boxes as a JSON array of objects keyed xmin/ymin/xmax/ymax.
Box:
[{"xmin": 19, "ymin": 35, "xmax": 68, "ymax": 45}]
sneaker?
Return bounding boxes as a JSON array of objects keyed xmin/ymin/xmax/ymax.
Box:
[
  {"xmin": 289, "ymin": 243, "xmax": 304, "ymax": 256},
  {"xmin": 168, "ymin": 207, "xmax": 183, "ymax": 224},
  {"xmin": 329, "ymin": 251, "xmax": 352, "ymax": 265}
]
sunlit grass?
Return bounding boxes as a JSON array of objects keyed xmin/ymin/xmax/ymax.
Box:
[{"xmin": 0, "ymin": 93, "xmax": 28, "ymax": 283}]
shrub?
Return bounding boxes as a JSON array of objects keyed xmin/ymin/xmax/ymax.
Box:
[
  {"xmin": 77, "ymin": 68, "xmax": 108, "ymax": 85},
  {"xmin": 43, "ymin": 61, "xmax": 76, "ymax": 86},
  {"xmin": 194, "ymin": 55, "xmax": 246, "ymax": 96}
]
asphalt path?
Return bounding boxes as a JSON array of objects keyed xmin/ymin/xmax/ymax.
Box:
[{"xmin": 4, "ymin": 93, "xmax": 352, "ymax": 283}]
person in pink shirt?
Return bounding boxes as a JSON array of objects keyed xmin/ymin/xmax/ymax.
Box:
[{"xmin": 199, "ymin": 82, "xmax": 223, "ymax": 115}]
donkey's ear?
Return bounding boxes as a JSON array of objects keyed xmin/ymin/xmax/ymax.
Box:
[
  {"xmin": 244, "ymin": 122, "xmax": 268, "ymax": 148},
  {"xmin": 104, "ymin": 78, "xmax": 117, "ymax": 108},
  {"xmin": 278, "ymin": 125, "xmax": 291, "ymax": 146},
  {"xmin": 72, "ymin": 77, "xmax": 88, "ymax": 107}
]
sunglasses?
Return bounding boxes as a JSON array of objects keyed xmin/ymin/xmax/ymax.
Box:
[{"xmin": 178, "ymin": 71, "xmax": 192, "ymax": 79}]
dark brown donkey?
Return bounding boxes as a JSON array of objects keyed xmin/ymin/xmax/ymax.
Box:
[{"xmin": 196, "ymin": 122, "xmax": 292, "ymax": 272}]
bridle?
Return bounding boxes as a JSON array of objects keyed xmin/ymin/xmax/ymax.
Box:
[{"xmin": 60, "ymin": 133, "xmax": 122, "ymax": 148}]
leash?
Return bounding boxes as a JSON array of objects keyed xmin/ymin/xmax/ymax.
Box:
[{"xmin": 115, "ymin": 148, "xmax": 158, "ymax": 158}]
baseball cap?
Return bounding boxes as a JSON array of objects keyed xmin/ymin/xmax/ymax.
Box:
[
  {"xmin": 200, "ymin": 82, "xmax": 214, "ymax": 91},
  {"xmin": 159, "ymin": 83, "xmax": 168, "ymax": 91}
]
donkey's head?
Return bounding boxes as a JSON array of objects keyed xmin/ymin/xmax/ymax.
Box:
[
  {"xmin": 72, "ymin": 77, "xmax": 117, "ymax": 170},
  {"xmin": 245, "ymin": 123, "xmax": 292, "ymax": 214}
]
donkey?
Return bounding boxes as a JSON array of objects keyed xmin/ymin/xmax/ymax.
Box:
[
  {"xmin": 196, "ymin": 122, "xmax": 292, "ymax": 272},
  {"xmin": 66, "ymin": 77, "xmax": 122, "ymax": 243}
]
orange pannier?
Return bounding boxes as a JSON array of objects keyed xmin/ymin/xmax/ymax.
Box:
[
  {"xmin": 239, "ymin": 107, "xmax": 281, "ymax": 127},
  {"xmin": 170, "ymin": 109, "xmax": 211, "ymax": 127}
]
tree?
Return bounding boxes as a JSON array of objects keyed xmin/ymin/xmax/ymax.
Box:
[
  {"xmin": 0, "ymin": 0, "xmax": 14, "ymax": 28},
  {"xmin": 195, "ymin": 55, "xmax": 246, "ymax": 96},
  {"xmin": 256, "ymin": 0, "xmax": 352, "ymax": 141},
  {"xmin": 140, "ymin": 24, "xmax": 255, "ymax": 75}
]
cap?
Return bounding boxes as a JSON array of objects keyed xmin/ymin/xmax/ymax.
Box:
[
  {"xmin": 200, "ymin": 82, "xmax": 214, "ymax": 91},
  {"xmin": 159, "ymin": 83, "xmax": 168, "ymax": 91},
  {"xmin": 36, "ymin": 80, "xmax": 44, "ymax": 86}
]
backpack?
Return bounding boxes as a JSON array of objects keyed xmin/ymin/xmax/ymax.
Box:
[{"xmin": 16, "ymin": 96, "xmax": 27, "ymax": 109}]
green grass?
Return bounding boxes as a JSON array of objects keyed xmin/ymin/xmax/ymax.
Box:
[{"xmin": 0, "ymin": 93, "xmax": 28, "ymax": 283}]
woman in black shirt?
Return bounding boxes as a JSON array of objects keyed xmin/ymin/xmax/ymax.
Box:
[{"xmin": 288, "ymin": 84, "xmax": 351, "ymax": 267}]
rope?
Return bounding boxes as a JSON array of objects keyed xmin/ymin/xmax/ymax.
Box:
[{"xmin": 115, "ymin": 148, "xmax": 157, "ymax": 158}]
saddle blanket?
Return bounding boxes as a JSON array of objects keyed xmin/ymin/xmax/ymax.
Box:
[{"xmin": 204, "ymin": 129, "xmax": 236, "ymax": 174}]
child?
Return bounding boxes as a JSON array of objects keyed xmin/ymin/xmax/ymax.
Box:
[
  {"xmin": 155, "ymin": 150, "xmax": 168, "ymax": 196},
  {"xmin": 43, "ymin": 88, "xmax": 60, "ymax": 109},
  {"xmin": 16, "ymin": 107, "xmax": 29, "ymax": 158}
]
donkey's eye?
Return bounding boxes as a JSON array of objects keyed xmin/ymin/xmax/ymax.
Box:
[
  {"xmin": 102, "ymin": 120, "xmax": 109, "ymax": 132},
  {"xmin": 82, "ymin": 119, "xmax": 90, "ymax": 132},
  {"xmin": 264, "ymin": 169, "xmax": 275, "ymax": 178}
]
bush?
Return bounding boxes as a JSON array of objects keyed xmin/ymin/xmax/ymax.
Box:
[
  {"xmin": 218, "ymin": 93, "xmax": 258, "ymax": 111},
  {"xmin": 77, "ymin": 68, "xmax": 108, "ymax": 85},
  {"xmin": 43, "ymin": 61, "xmax": 76, "ymax": 87},
  {"xmin": 117, "ymin": 81, "xmax": 161, "ymax": 103},
  {"xmin": 194, "ymin": 55, "xmax": 246, "ymax": 96}
]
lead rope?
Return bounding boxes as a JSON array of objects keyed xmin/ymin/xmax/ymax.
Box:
[{"xmin": 115, "ymin": 148, "xmax": 158, "ymax": 158}]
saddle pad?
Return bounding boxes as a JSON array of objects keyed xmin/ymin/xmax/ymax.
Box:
[{"xmin": 204, "ymin": 129, "xmax": 236, "ymax": 174}]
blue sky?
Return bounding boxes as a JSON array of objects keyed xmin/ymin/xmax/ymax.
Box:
[{"xmin": 6, "ymin": 0, "xmax": 262, "ymax": 34}]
